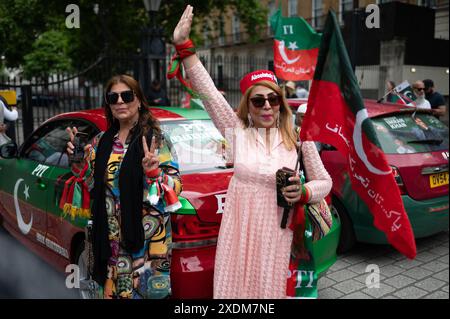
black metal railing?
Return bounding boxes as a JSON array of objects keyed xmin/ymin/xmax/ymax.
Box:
[{"xmin": 1, "ymin": 50, "xmax": 384, "ymax": 146}]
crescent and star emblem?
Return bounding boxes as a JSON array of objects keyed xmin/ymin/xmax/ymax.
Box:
[
  {"xmin": 353, "ymin": 110, "xmax": 391, "ymax": 175},
  {"xmin": 277, "ymin": 40, "xmax": 300, "ymax": 65},
  {"xmin": 13, "ymin": 178, "xmax": 33, "ymax": 235}
]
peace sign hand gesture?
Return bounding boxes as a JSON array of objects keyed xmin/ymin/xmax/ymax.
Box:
[{"xmin": 142, "ymin": 136, "xmax": 160, "ymax": 174}]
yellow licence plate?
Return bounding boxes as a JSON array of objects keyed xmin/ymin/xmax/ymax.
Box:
[{"xmin": 429, "ymin": 172, "xmax": 449, "ymax": 188}]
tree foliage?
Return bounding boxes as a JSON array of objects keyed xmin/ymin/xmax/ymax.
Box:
[
  {"xmin": 23, "ymin": 30, "xmax": 73, "ymax": 80},
  {"xmin": 0, "ymin": 0, "xmax": 267, "ymax": 77}
]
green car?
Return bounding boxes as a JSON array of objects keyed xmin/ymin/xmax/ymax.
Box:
[
  {"xmin": 320, "ymin": 102, "xmax": 449, "ymax": 252},
  {"xmin": 0, "ymin": 106, "xmax": 340, "ymax": 298}
]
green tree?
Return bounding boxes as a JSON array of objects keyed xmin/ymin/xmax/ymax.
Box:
[
  {"xmin": 0, "ymin": 0, "xmax": 62, "ymax": 68},
  {"xmin": 0, "ymin": 0, "xmax": 267, "ymax": 76},
  {"xmin": 23, "ymin": 30, "xmax": 73, "ymax": 80},
  {"xmin": 160, "ymin": 0, "xmax": 268, "ymax": 44}
]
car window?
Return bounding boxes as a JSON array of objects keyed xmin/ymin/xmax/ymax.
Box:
[
  {"xmin": 372, "ymin": 113, "xmax": 449, "ymax": 154},
  {"xmin": 22, "ymin": 119, "xmax": 98, "ymax": 168},
  {"xmin": 161, "ymin": 120, "xmax": 227, "ymax": 172}
]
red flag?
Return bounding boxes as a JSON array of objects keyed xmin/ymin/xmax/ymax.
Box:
[
  {"xmin": 270, "ymin": 9, "xmax": 321, "ymax": 81},
  {"xmin": 300, "ymin": 11, "xmax": 416, "ymax": 259}
]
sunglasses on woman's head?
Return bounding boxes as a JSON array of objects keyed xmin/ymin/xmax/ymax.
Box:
[
  {"xmin": 105, "ymin": 90, "xmax": 135, "ymax": 104},
  {"xmin": 249, "ymin": 95, "xmax": 281, "ymax": 108}
]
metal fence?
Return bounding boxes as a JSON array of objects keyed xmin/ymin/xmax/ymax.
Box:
[
  {"xmin": 0, "ymin": 54, "xmax": 165, "ymax": 145},
  {"xmin": 168, "ymin": 54, "xmax": 276, "ymax": 108},
  {"xmin": 0, "ymin": 53, "xmax": 276, "ymax": 145},
  {"xmin": 1, "ymin": 53, "xmax": 385, "ymax": 146}
]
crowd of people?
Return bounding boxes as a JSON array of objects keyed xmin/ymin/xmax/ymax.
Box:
[{"xmin": 384, "ymin": 79, "xmax": 447, "ymax": 120}]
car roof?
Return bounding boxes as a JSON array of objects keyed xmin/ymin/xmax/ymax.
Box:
[
  {"xmin": 288, "ymin": 98, "xmax": 434, "ymax": 119},
  {"xmin": 48, "ymin": 106, "xmax": 212, "ymax": 130}
]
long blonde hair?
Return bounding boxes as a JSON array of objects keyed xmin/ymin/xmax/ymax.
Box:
[{"xmin": 236, "ymin": 81, "xmax": 297, "ymax": 151}]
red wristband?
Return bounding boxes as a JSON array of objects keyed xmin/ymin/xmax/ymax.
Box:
[
  {"xmin": 167, "ymin": 39, "xmax": 197, "ymax": 96},
  {"xmin": 304, "ymin": 185, "xmax": 311, "ymax": 202},
  {"xmin": 145, "ymin": 168, "xmax": 161, "ymax": 178},
  {"xmin": 175, "ymin": 39, "xmax": 196, "ymax": 58}
]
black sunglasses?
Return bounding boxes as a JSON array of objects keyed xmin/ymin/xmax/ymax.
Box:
[
  {"xmin": 414, "ymin": 88, "xmax": 425, "ymax": 91},
  {"xmin": 249, "ymin": 95, "xmax": 281, "ymax": 108},
  {"xmin": 105, "ymin": 90, "xmax": 135, "ymax": 104}
]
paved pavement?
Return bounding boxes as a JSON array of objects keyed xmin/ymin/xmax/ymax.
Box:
[
  {"xmin": 0, "ymin": 226, "xmax": 78, "ymax": 299},
  {"xmin": 320, "ymin": 230, "xmax": 449, "ymax": 299},
  {"xmin": 1, "ymin": 220, "xmax": 448, "ymax": 299}
]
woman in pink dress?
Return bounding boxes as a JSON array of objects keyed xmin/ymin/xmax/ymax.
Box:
[{"xmin": 172, "ymin": 5, "xmax": 332, "ymax": 299}]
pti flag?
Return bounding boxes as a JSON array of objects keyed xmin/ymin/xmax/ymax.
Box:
[
  {"xmin": 393, "ymin": 81, "xmax": 417, "ymax": 106},
  {"xmin": 300, "ymin": 11, "xmax": 417, "ymax": 259},
  {"xmin": 269, "ymin": 9, "xmax": 321, "ymax": 81}
]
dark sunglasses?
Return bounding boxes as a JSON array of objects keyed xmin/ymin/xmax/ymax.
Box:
[
  {"xmin": 414, "ymin": 87, "xmax": 425, "ymax": 91},
  {"xmin": 105, "ymin": 90, "xmax": 135, "ymax": 104},
  {"xmin": 249, "ymin": 95, "xmax": 281, "ymax": 108}
]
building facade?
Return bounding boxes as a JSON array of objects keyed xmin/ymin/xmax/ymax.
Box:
[{"xmin": 168, "ymin": 0, "xmax": 448, "ymax": 110}]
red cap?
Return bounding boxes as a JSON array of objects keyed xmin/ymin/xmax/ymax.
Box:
[{"xmin": 239, "ymin": 70, "xmax": 278, "ymax": 94}]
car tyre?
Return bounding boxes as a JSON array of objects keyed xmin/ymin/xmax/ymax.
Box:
[{"xmin": 332, "ymin": 197, "xmax": 356, "ymax": 254}]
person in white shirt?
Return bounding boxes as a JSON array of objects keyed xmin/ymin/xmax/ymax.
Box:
[
  {"xmin": 412, "ymin": 81, "xmax": 431, "ymax": 109},
  {"xmin": 0, "ymin": 98, "xmax": 18, "ymax": 146}
]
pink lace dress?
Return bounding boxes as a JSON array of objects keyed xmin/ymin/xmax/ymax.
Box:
[{"xmin": 186, "ymin": 63, "xmax": 332, "ymax": 299}]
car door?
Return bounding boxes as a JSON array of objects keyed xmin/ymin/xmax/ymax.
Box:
[
  {"xmin": 0, "ymin": 119, "xmax": 73, "ymax": 249},
  {"xmin": 43, "ymin": 118, "xmax": 99, "ymax": 264}
]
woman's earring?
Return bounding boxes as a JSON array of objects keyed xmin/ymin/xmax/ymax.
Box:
[
  {"xmin": 247, "ymin": 114, "xmax": 254, "ymax": 128},
  {"xmin": 276, "ymin": 114, "xmax": 280, "ymax": 128},
  {"xmin": 138, "ymin": 105, "xmax": 142, "ymax": 111}
]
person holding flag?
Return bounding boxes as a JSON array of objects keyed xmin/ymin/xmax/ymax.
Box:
[
  {"xmin": 381, "ymin": 80, "xmax": 417, "ymax": 106},
  {"xmin": 169, "ymin": 5, "xmax": 332, "ymax": 298},
  {"xmin": 393, "ymin": 81, "xmax": 417, "ymax": 106},
  {"xmin": 300, "ymin": 11, "xmax": 417, "ymax": 260}
]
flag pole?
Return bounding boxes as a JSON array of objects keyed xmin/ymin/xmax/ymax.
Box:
[{"xmin": 377, "ymin": 89, "xmax": 393, "ymax": 103}]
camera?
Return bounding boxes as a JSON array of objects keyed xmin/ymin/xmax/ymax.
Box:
[
  {"xmin": 70, "ymin": 132, "xmax": 89, "ymax": 164},
  {"xmin": 275, "ymin": 167, "xmax": 296, "ymax": 208}
]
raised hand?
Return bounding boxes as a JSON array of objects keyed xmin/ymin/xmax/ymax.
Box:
[
  {"xmin": 173, "ymin": 5, "xmax": 194, "ymax": 45},
  {"xmin": 142, "ymin": 135, "xmax": 160, "ymax": 174}
]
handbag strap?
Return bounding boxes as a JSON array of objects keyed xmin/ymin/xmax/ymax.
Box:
[
  {"xmin": 280, "ymin": 142, "xmax": 303, "ymax": 229},
  {"xmin": 295, "ymin": 141, "xmax": 303, "ymax": 175}
]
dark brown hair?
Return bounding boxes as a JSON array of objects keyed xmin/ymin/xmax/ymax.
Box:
[{"xmin": 103, "ymin": 74, "xmax": 161, "ymax": 141}]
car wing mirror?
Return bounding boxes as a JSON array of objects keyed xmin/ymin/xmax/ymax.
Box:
[{"xmin": 0, "ymin": 142, "xmax": 18, "ymax": 158}]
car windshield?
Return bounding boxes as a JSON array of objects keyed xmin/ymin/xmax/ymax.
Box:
[
  {"xmin": 372, "ymin": 113, "xmax": 449, "ymax": 154},
  {"xmin": 161, "ymin": 120, "xmax": 227, "ymax": 172}
]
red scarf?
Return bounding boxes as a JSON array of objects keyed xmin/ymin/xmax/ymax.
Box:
[{"xmin": 59, "ymin": 162, "xmax": 91, "ymax": 219}]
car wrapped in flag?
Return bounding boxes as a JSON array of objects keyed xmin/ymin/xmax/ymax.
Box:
[
  {"xmin": 289, "ymin": 99, "xmax": 449, "ymax": 253},
  {"xmin": 0, "ymin": 106, "xmax": 340, "ymax": 298}
]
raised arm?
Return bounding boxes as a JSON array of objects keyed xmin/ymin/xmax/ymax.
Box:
[
  {"xmin": 1, "ymin": 101, "xmax": 18, "ymax": 121},
  {"xmin": 172, "ymin": 5, "xmax": 239, "ymax": 136}
]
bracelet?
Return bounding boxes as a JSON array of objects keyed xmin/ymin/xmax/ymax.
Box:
[
  {"xmin": 145, "ymin": 168, "xmax": 161, "ymax": 178},
  {"xmin": 167, "ymin": 39, "xmax": 198, "ymax": 97},
  {"xmin": 300, "ymin": 185, "xmax": 311, "ymax": 203},
  {"xmin": 174, "ymin": 39, "xmax": 196, "ymax": 58}
]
